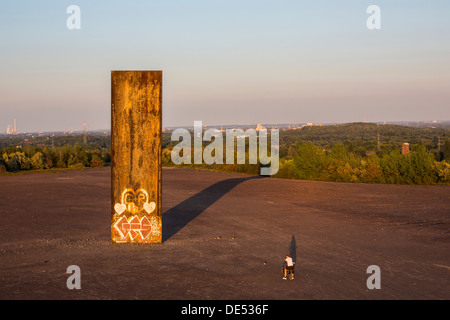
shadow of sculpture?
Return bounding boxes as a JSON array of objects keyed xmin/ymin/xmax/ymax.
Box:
[{"xmin": 162, "ymin": 175, "xmax": 261, "ymax": 242}]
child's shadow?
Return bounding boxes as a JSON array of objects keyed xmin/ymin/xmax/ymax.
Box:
[{"xmin": 288, "ymin": 235, "xmax": 297, "ymax": 264}]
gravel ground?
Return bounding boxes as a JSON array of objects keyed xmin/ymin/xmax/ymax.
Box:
[{"xmin": 0, "ymin": 167, "xmax": 449, "ymax": 300}]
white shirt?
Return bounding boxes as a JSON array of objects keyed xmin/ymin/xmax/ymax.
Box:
[{"xmin": 285, "ymin": 257, "xmax": 294, "ymax": 267}]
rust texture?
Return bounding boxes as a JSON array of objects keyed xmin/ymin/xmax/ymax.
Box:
[{"xmin": 111, "ymin": 71, "xmax": 162, "ymax": 243}]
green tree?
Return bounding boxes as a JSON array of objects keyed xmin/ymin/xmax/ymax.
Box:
[
  {"xmin": 293, "ymin": 142, "xmax": 328, "ymax": 180},
  {"xmin": 443, "ymin": 140, "xmax": 450, "ymax": 161},
  {"xmin": 409, "ymin": 145, "xmax": 437, "ymax": 184},
  {"xmin": 12, "ymin": 152, "xmax": 31, "ymax": 170},
  {"xmin": 101, "ymin": 148, "xmax": 111, "ymax": 163},
  {"xmin": 329, "ymin": 143, "xmax": 351, "ymax": 162},
  {"xmin": 326, "ymin": 143, "xmax": 361, "ymax": 182},
  {"xmin": 397, "ymin": 153, "xmax": 415, "ymax": 184},
  {"xmin": 67, "ymin": 145, "xmax": 88, "ymax": 167},
  {"xmin": 20, "ymin": 157, "xmax": 32, "ymax": 170},
  {"xmin": 7, "ymin": 156, "xmax": 20, "ymax": 172},
  {"xmin": 358, "ymin": 158, "xmax": 383, "ymax": 183},
  {"xmin": 0, "ymin": 156, "xmax": 6, "ymax": 171},
  {"xmin": 380, "ymin": 150, "xmax": 401, "ymax": 184},
  {"xmin": 162, "ymin": 148, "xmax": 172, "ymax": 166},
  {"xmin": 42, "ymin": 148, "xmax": 57, "ymax": 169},
  {"xmin": 2, "ymin": 152, "xmax": 9, "ymax": 165},
  {"xmin": 275, "ymin": 159, "xmax": 295, "ymax": 179},
  {"xmin": 31, "ymin": 152, "xmax": 46, "ymax": 170},
  {"xmin": 56, "ymin": 147, "xmax": 70, "ymax": 168},
  {"xmin": 435, "ymin": 161, "xmax": 450, "ymax": 183}
]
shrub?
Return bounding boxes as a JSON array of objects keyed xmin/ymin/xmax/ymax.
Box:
[
  {"xmin": 90, "ymin": 155, "xmax": 105, "ymax": 168},
  {"xmin": 68, "ymin": 163, "xmax": 85, "ymax": 169}
]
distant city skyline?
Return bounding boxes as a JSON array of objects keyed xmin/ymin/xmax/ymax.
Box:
[
  {"xmin": 2, "ymin": 115, "xmax": 450, "ymax": 134},
  {"xmin": 2, "ymin": 117, "xmax": 448, "ymax": 135},
  {"xmin": 2, "ymin": 113, "xmax": 450, "ymax": 134},
  {"xmin": 1, "ymin": 1, "xmax": 449, "ymax": 132}
]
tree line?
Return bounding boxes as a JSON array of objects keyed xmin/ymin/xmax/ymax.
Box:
[
  {"xmin": 162, "ymin": 122, "xmax": 450, "ymax": 185},
  {"xmin": 1, "ymin": 123, "xmax": 449, "ymax": 184},
  {"xmin": 275, "ymin": 142, "xmax": 450, "ymax": 184},
  {"xmin": 0, "ymin": 144, "xmax": 110, "ymax": 174},
  {"xmin": 162, "ymin": 141, "xmax": 450, "ymax": 185}
]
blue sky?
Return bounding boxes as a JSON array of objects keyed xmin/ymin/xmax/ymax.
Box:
[{"xmin": 0, "ymin": 1, "xmax": 449, "ymax": 132}]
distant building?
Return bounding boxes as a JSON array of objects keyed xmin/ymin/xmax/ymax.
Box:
[
  {"xmin": 256, "ymin": 124, "xmax": 266, "ymax": 131},
  {"xmin": 5, "ymin": 118, "xmax": 19, "ymax": 135},
  {"xmin": 402, "ymin": 143, "xmax": 410, "ymax": 155}
]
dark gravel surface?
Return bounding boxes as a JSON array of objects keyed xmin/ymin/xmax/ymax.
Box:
[{"xmin": 0, "ymin": 167, "xmax": 449, "ymax": 299}]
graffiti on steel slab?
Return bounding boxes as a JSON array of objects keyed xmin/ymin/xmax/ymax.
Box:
[{"xmin": 113, "ymin": 188, "xmax": 160, "ymax": 243}]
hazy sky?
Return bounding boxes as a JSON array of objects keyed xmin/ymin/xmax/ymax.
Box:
[{"xmin": 0, "ymin": 0, "xmax": 449, "ymax": 132}]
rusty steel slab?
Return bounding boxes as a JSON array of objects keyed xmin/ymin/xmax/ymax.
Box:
[{"xmin": 111, "ymin": 71, "xmax": 162, "ymax": 243}]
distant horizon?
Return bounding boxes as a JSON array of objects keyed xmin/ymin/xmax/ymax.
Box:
[{"xmin": 2, "ymin": 118, "xmax": 449, "ymax": 135}]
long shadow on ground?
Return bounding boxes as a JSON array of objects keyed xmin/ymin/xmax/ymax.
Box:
[
  {"xmin": 289, "ymin": 235, "xmax": 297, "ymax": 263},
  {"xmin": 162, "ymin": 175, "xmax": 261, "ymax": 242}
]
